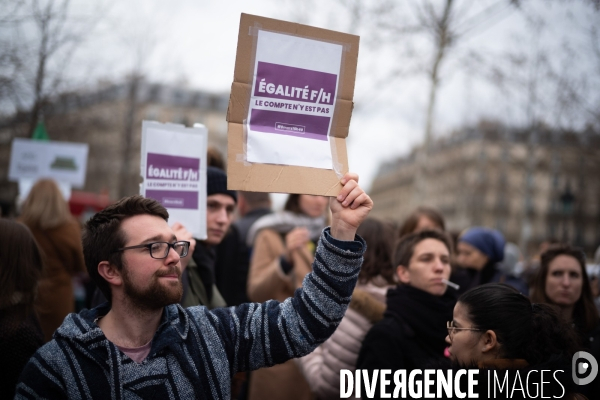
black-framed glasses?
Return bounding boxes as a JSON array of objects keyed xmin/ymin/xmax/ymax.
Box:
[
  {"xmin": 446, "ymin": 321, "xmax": 483, "ymax": 340},
  {"xmin": 113, "ymin": 241, "xmax": 190, "ymax": 259}
]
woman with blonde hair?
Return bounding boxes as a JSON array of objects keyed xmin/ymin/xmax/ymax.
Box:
[{"xmin": 20, "ymin": 179, "xmax": 86, "ymax": 342}]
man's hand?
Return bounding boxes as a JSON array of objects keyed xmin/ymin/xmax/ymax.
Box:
[
  {"xmin": 171, "ymin": 222, "xmax": 196, "ymax": 271},
  {"xmin": 284, "ymin": 227, "xmax": 310, "ymax": 262},
  {"xmin": 330, "ymin": 172, "xmax": 373, "ymax": 241}
]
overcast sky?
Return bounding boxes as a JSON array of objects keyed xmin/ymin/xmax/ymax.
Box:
[{"xmin": 61, "ymin": 0, "xmax": 598, "ymax": 199}]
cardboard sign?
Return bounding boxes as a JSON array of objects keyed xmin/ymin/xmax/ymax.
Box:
[
  {"xmin": 227, "ymin": 13, "xmax": 359, "ymax": 195},
  {"xmin": 8, "ymin": 138, "xmax": 89, "ymax": 187},
  {"xmin": 140, "ymin": 121, "xmax": 208, "ymax": 239}
]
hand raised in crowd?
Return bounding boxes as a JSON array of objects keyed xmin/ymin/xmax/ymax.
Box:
[
  {"xmin": 284, "ymin": 227, "xmax": 310, "ymax": 262},
  {"xmin": 171, "ymin": 222, "xmax": 196, "ymax": 270},
  {"xmin": 330, "ymin": 172, "xmax": 373, "ymax": 241}
]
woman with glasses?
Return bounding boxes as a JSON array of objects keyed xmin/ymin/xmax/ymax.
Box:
[{"xmin": 446, "ymin": 283, "xmax": 583, "ymax": 398}]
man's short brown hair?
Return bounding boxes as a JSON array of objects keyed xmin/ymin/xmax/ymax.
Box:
[
  {"xmin": 82, "ymin": 195, "xmax": 169, "ymax": 301},
  {"xmin": 393, "ymin": 229, "xmax": 453, "ymax": 269}
]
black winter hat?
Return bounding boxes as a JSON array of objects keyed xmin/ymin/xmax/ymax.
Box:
[{"xmin": 206, "ymin": 166, "xmax": 237, "ymax": 203}]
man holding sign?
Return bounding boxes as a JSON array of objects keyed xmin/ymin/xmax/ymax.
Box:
[{"xmin": 16, "ymin": 173, "xmax": 372, "ymax": 400}]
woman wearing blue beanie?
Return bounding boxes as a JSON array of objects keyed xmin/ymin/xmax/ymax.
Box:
[{"xmin": 454, "ymin": 227, "xmax": 529, "ymax": 295}]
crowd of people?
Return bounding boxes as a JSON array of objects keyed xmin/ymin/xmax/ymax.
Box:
[{"xmin": 1, "ymin": 153, "xmax": 600, "ymax": 399}]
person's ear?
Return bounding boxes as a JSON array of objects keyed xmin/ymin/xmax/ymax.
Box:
[
  {"xmin": 480, "ymin": 330, "xmax": 498, "ymax": 354},
  {"xmin": 97, "ymin": 261, "xmax": 123, "ymax": 287},
  {"xmin": 396, "ymin": 265, "xmax": 411, "ymax": 285}
]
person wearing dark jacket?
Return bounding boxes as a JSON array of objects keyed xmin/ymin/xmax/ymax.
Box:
[
  {"xmin": 180, "ymin": 166, "xmax": 237, "ymax": 309},
  {"xmin": 214, "ymin": 191, "xmax": 272, "ymax": 307},
  {"xmin": 356, "ymin": 230, "xmax": 457, "ymax": 398},
  {"xmin": 454, "ymin": 227, "xmax": 528, "ymax": 295}
]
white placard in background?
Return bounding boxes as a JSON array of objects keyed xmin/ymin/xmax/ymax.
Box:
[
  {"xmin": 140, "ymin": 121, "xmax": 208, "ymax": 239},
  {"xmin": 9, "ymin": 138, "xmax": 89, "ymax": 187}
]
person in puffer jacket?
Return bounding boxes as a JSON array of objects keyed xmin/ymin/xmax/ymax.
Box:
[
  {"xmin": 297, "ymin": 218, "xmax": 396, "ymax": 399},
  {"xmin": 16, "ymin": 173, "xmax": 373, "ymax": 400}
]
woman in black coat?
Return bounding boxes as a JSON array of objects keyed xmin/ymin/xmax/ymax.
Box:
[{"xmin": 356, "ymin": 230, "xmax": 457, "ymax": 398}]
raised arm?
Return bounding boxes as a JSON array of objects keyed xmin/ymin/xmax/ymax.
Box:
[
  {"xmin": 186, "ymin": 173, "xmax": 373, "ymax": 377},
  {"xmin": 330, "ymin": 172, "xmax": 373, "ymax": 241}
]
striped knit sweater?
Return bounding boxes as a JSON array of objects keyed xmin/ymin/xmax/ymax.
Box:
[{"xmin": 16, "ymin": 228, "xmax": 365, "ymax": 399}]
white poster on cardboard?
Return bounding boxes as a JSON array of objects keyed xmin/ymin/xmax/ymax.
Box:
[
  {"xmin": 140, "ymin": 121, "xmax": 208, "ymax": 239},
  {"xmin": 246, "ymin": 30, "xmax": 343, "ymax": 169},
  {"xmin": 8, "ymin": 138, "xmax": 89, "ymax": 187}
]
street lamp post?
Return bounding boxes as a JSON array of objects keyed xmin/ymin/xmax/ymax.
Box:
[{"xmin": 560, "ymin": 183, "xmax": 575, "ymax": 243}]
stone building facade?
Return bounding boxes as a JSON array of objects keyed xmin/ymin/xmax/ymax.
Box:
[
  {"xmin": 369, "ymin": 122, "xmax": 600, "ymax": 255},
  {"xmin": 0, "ymin": 77, "xmax": 229, "ymax": 214}
]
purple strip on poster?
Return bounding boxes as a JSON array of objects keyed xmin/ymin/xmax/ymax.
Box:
[
  {"xmin": 146, "ymin": 190, "xmax": 198, "ymax": 210},
  {"xmin": 250, "ymin": 109, "xmax": 329, "ymax": 141},
  {"xmin": 253, "ymin": 62, "xmax": 337, "ymax": 105},
  {"xmin": 146, "ymin": 153, "xmax": 200, "ymax": 181}
]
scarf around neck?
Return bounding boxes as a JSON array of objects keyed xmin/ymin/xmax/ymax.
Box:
[{"xmin": 385, "ymin": 285, "xmax": 456, "ymax": 355}]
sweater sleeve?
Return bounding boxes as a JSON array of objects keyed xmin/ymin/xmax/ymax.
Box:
[{"xmin": 192, "ymin": 227, "xmax": 365, "ymax": 374}]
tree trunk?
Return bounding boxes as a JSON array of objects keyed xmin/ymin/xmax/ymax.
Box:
[
  {"xmin": 417, "ymin": 0, "xmax": 454, "ymax": 202},
  {"xmin": 119, "ymin": 75, "xmax": 140, "ymax": 198},
  {"xmin": 29, "ymin": 7, "xmax": 50, "ymax": 137}
]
